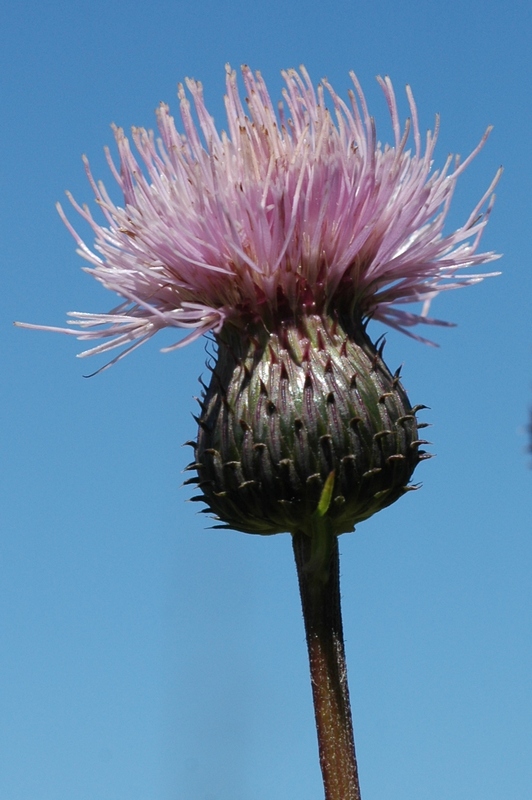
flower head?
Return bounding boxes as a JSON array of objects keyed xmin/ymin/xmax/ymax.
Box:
[
  {"xmin": 21, "ymin": 65, "xmax": 500, "ymax": 367},
  {"xmin": 19, "ymin": 66, "xmax": 501, "ymax": 534}
]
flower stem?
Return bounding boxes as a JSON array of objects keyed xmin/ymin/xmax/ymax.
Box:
[{"xmin": 292, "ymin": 528, "xmax": 361, "ymax": 800}]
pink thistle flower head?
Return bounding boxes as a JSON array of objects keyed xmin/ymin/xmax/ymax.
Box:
[
  {"xmin": 19, "ymin": 66, "xmax": 501, "ymax": 536},
  {"xmin": 20, "ymin": 65, "xmax": 500, "ymax": 368}
]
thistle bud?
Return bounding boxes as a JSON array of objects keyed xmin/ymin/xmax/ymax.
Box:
[{"xmin": 191, "ymin": 314, "xmax": 427, "ymax": 535}]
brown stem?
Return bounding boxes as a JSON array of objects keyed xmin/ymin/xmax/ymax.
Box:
[{"xmin": 292, "ymin": 529, "xmax": 361, "ymax": 800}]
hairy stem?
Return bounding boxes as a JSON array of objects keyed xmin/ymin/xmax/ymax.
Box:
[{"xmin": 292, "ymin": 528, "xmax": 361, "ymax": 800}]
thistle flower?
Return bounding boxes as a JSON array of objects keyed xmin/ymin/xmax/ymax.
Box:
[
  {"xmin": 20, "ymin": 64, "xmax": 499, "ymax": 533},
  {"xmin": 19, "ymin": 66, "xmax": 500, "ymax": 800}
]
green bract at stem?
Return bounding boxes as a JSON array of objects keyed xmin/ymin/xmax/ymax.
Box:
[{"xmin": 293, "ymin": 515, "xmax": 361, "ymax": 800}]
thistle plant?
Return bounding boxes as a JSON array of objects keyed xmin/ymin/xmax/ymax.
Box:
[{"xmin": 18, "ymin": 66, "xmax": 500, "ymax": 799}]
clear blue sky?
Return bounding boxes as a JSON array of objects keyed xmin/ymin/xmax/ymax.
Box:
[{"xmin": 2, "ymin": 1, "xmax": 531, "ymax": 798}]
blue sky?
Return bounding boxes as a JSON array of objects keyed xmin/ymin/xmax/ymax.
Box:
[{"xmin": 2, "ymin": 1, "xmax": 531, "ymax": 798}]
